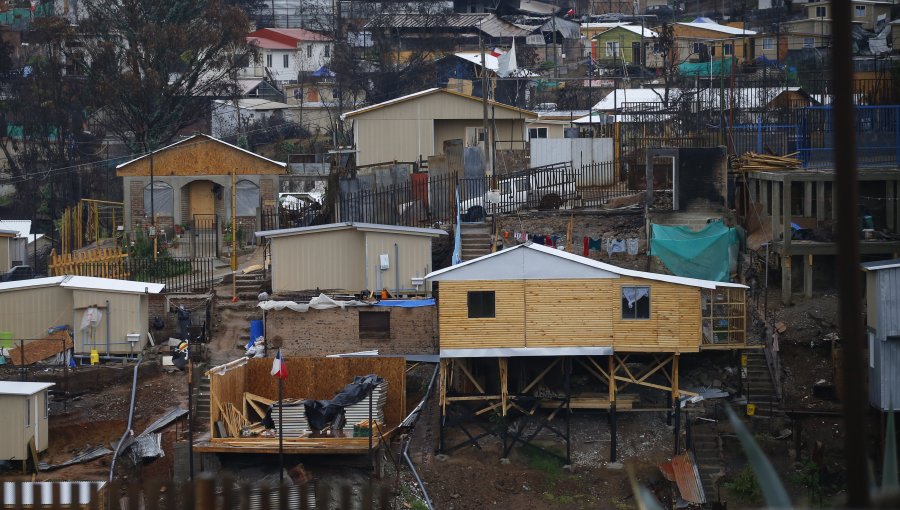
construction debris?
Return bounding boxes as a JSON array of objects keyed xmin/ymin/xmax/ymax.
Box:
[
  {"xmin": 38, "ymin": 446, "xmax": 112, "ymax": 471},
  {"xmin": 732, "ymin": 152, "xmax": 801, "ymax": 172},
  {"xmin": 6, "ymin": 330, "xmax": 73, "ymax": 366}
]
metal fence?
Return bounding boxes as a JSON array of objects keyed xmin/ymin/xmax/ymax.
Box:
[
  {"xmin": 335, "ymin": 162, "xmax": 642, "ymax": 227},
  {"xmin": 0, "ymin": 479, "xmax": 394, "ymax": 509},
  {"xmin": 71, "ymin": 257, "xmax": 216, "ymax": 292}
]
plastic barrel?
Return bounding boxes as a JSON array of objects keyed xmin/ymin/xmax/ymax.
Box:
[
  {"xmin": 0, "ymin": 332, "xmax": 12, "ymax": 349},
  {"xmin": 249, "ymin": 320, "xmax": 264, "ymax": 343}
]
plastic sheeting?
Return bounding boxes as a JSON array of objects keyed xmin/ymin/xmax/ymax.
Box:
[
  {"xmin": 258, "ymin": 293, "xmax": 370, "ymax": 312},
  {"xmin": 235, "ymin": 180, "xmax": 260, "ymax": 216},
  {"xmin": 650, "ymin": 221, "xmax": 741, "ymax": 282},
  {"xmin": 143, "ymin": 182, "xmax": 174, "ymax": 217}
]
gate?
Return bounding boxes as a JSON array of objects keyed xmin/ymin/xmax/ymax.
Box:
[{"xmin": 189, "ymin": 214, "xmax": 219, "ymax": 258}]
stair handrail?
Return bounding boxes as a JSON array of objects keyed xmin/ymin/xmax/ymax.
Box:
[{"xmin": 452, "ymin": 186, "xmax": 462, "ymax": 265}]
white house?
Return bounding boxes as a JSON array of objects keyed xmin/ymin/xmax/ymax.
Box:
[{"xmin": 241, "ymin": 28, "xmax": 333, "ymax": 84}]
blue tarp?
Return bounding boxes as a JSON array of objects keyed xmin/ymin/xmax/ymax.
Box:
[
  {"xmin": 373, "ymin": 299, "xmax": 435, "ymax": 308},
  {"xmin": 650, "ymin": 222, "xmax": 741, "ymax": 282}
]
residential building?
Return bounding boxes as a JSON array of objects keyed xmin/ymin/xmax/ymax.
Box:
[
  {"xmin": 115, "ymin": 134, "xmax": 287, "ymax": 247},
  {"xmin": 241, "ymin": 28, "xmax": 333, "ymax": 84},
  {"xmin": 592, "ymin": 25, "xmax": 662, "ymax": 67},
  {"xmin": 757, "ymin": 19, "xmax": 831, "ymax": 62},
  {"xmin": 255, "ymin": 222, "xmax": 446, "ymax": 294},
  {"xmin": 0, "ymin": 229, "xmax": 17, "ymax": 272},
  {"xmin": 211, "ymin": 99, "xmax": 295, "ymax": 138},
  {"xmin": 0, "ymin": 220, "xmax": 45, "ymax": 270},
  {"xmin": 363, "ymin": 13, "xmax": 534, "ymax": 54},
  {"xmin": 804, "ymin": 1, "xmax": 892, "ymax": 31},
  {"xmin": 0, "ymin": 382, "xmax": 54, "ymax": 461},
  {"xmin": 340, "ymin": 88, "xmax": 537, "ymax": 166},
  {"xmin": 667, "ymin": 21, "xmax": 757, "ymax": 64},
  {"xmin": 862, "ymin": 259, "xmax": 900, "ymax": 412}
]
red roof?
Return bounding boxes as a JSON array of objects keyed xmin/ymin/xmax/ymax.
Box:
[
  {"xmin": 247, "ymin": 28, "xmax": 331, "ymax": 48},
  {"xmin": 247, "ymin": 37, "xmax": 295, "ymax": 50}
]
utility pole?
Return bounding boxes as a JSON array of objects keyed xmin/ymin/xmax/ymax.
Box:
[
  {"xmin": 480, "ymin": 27, "xmax": 492, "ymax": 176},
  {"xmin": 231, "ymin": 168, "xmax": 237, "ymax": 302},
  {"xmin": 150, "ymin": 149, "xmax": 157, "ymax": 261}
]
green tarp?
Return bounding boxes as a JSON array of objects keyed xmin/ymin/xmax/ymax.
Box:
[
  {"xmin": 650, "ymin": 221, "xmax": 740, "ymax": 282},
  {"xmin": 678, "ymin": 58, "xmax": 734, "ymax": 77}
]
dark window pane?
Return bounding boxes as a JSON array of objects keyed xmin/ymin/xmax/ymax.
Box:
[
  {"xmin": 467, "ymin": 291, "xmax": 495, "ymax": 318},
  {"xmin": 621, "ymin": 287, "xmax": 650, "ymax": 319},
  {"xmin": 359, "ymin": 311, "xmax": 390, "ymax": 339}
]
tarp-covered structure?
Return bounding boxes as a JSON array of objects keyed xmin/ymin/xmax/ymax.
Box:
[{"xmin": 650, "ymin": 222, "xmax": 741, "ymax": 282}]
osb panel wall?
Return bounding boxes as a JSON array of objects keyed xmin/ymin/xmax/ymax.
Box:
[
  {"xmin": 209, "ymin": 362, "xmax": 246, "ymax": 429},
  {"xmin": 244, "ymin": 357, "xmax": 406, "ymax": 425},
  {"xmin": 266, "ymin": 306, "xmax": 438, "ymax": 357},
  {"xmin": 116, "ymin": 138, "xmax": 286, "ymax": 177}
]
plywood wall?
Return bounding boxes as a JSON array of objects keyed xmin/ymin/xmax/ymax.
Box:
[
  {"xmin": 209, "ymin": 363, "xmax": 246, "ymax": 430},
  {"xmin": 243, "ymin": 357, "xmax": 407, "ymax": 426},
  {"xmin": 116, "ymin": 137, "xmax": 285, "ymax": 177},
  {"xmin": 438, "ymin": 277, "xmax": 703, "ymax": 352}
]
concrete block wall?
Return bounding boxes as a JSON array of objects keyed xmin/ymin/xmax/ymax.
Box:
[{"xmin": 265, "ymin": 306, "xmax": 438, "ymax": 356}]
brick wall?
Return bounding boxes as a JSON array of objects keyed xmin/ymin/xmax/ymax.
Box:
[
  {"xmin": 260, "ymin": 178, "xmax": 276, "ymax": 208},
  {"xmin": 234, "ymin": 216, "xmax": 257, "ymax": 246},
  {"xmin": 266, "ymin": 306, "xmax": 438, "ymax": 356}
]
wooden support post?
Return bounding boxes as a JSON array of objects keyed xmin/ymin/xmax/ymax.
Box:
[
  {"xmin": 499, "ymin": 358, "xmax": 508, "ymax": 417},
  {"xmin": 803, "ymin": 181, "xmax": 813, "ymax": 218},
  {"xmin": 816, "ymin": 181, "xmax": 826, "ymax": 224},
  {"xmin": 771, "ymin": 181, "xmax": 781, "ymax": 241},
  {"xmin": 672, "ymin": 354, "xmax": 679, "ymax": 399},
  {"xmin": 608, "ymin": 355, "xmax": 617, "ymax": 463},
  {"xmin": 804, "ymin": 254, "xmax": 814, "ymax": 298}
]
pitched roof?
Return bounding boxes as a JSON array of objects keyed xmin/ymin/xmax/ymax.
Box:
[
  {"xmin": 0, "ymin": 381, "xmax": 55, "ymax": 395},
  {"xmin": 0, "ymin": 275, "xmax": 164, "ymax": 294},
  {"xmin": 256, "ymin": 222, "xmax": 447, "ymax": 239},
  {"xmin": 115, "ymin": 133, "xmax": 287, "ymax": 170},
  {"xmin": 595, "ymin": 24, "xmax": 658, "ymax": 38},
  {"xmin": 426, "ymin": 243, "xmax": 747, "ymax": 289},
  {"xmin": 364, "ymin": 13, "xmax": 534, "ymax": 38},
  {"xmin": 861, "ymin": 258, "xmax": 900, "ymax": 271},
  {"xmin": 341, "ymin": 88, "xmax": 538, "ymax": 119},
  {"xmin": 248, "ymin": 27, "xmax": 331, "ymax": 43},
  {"xmin": 675, "ymin": 22, "xmax": 757, "ymax": 36},
  {"xmin": 0, "ymin": 220, "xmax": 31, "ymax": 238},
  {"xmin": 247, "ymin": 37, "xmax": 296, "ymax": 50}
]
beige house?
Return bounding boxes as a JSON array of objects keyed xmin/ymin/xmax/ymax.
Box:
[
  {"xmin": 0, "ymin": 276, "xmax": 164, "ymax": 355},
  {"xmin": 256, "ymin": 222, "xmax": 446, "ymax": 294},
  {"xmin": 804, "ymin": 1, "xmax": 892, "ymax": 31},
  {"xmin": 0, "ymin": 381, "xmax": 54, "ymax": 461},
  {"xmin": 341, "ymin": 88, "xmax": 537, "ymax": 166}
]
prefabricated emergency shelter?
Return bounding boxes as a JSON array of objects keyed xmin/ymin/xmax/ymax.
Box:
[
  {"xmin": 0, "ymin": 381, "xmax": 54, "ymax": 460},
  {"xmin": 0, "ymin": 276, "xmax": 164, "ymax": 355}
]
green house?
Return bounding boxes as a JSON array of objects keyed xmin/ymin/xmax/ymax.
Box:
[{"xmin": 591, "ymin": 25, "xmax": 660, "ymax": 67}]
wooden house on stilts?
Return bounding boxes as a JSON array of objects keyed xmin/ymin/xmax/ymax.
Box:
[{"xmin": 425, "ymin": 243, "xmax": 751, "ymax": 463}]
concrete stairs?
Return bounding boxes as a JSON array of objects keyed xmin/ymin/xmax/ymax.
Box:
[
  {"xmin": 195, "ymin": 372, "xmax": 210, "ymax": 427},
  {"xmin": 690, "ymin": 420, "xmax": 724, "ymax": 503},
  {"xmin": 459, "ymin": 223, "xmax": 492, "ymax": 261},
  {"xmin": 233, "ymin": 271, "xmax": 266, "ymax": 301},
  {"xmin": 743, "ymin": 351, "xmax": 782, "ymax": 418}
]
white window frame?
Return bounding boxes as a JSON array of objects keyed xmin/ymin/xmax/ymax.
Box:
[
  {"xmin": 854, "ymin": 4, "xmax": 866, "ymax": 17},
  {"xmin": 762, "ymin": 38, "xmax": 775, "ymax": 51},
  {"xmin": 266, "ymin": 53, "xmax": 272, "ymax": 68},
  {"xmin": 723, "ymin": 43, "xmax": 733, "ymax": 56},
  {"xmin": 815, "ymin": 6, "xmax": 827, "ymax": 17},
  {"xmin": 528, "ymin": 127, "xmax": 548, "ymax": 140},
  {"xmin": 605, "ymin": 41, "xmax": 620, "ymax": 57}
]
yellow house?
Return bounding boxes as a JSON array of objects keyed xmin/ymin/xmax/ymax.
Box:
[
  {"xmin": 0, "ymin": 382, "xmax": 53, "ymax": 462},
  {"xmin": 341, "ymin": 88, "xmax": 536, "ymax": 167},
  {"xmin": 804, "ymin": 0, "xmax": 892, "ymax": 31},
  {"xmin": 668, "ymin": 21, "xmax": 757, "ymax": 64}
]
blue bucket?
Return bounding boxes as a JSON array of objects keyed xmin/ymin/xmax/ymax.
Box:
[{"xmin": 249, "ymin": 320, "xmax": 264, "ymax": 343}]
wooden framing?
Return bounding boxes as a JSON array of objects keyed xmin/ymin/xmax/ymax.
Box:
[{"xmin": 700, "ymin": 287, "xmax": 748, "ymax": 348}]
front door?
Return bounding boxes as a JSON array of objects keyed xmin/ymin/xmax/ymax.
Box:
[
  {"xmin": 189, "ymin": 181, "xmax": 216, "ymax": 218},
  {"xmin": 631, "ymin": 42, "xmax": 642, "ymax": 65}
]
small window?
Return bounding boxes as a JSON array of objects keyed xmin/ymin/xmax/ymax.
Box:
[
  {"xmin": 307, "ymin": 45, "xmax": 313, "ymax": 58},
  {"xmin": 762, "ymin": 38, "xmax": 775, "ymax": 51},
  {"xmin": 465, "ymin": 127, "xmax": 485, "ymax": 147},
  {"xmin": 25, "ymin": 398, "xmax": 31, "ymax": 427},
  {"xmin": 723, "ymin": 43, "xmax": 733, "ymax": 56},
  {"xmin": 692, "ymin": 42, "xmax": 707, "ymax": 54},
  {"xmin": 266, "ymin": 53, "xmax": 272, "ymax": 67},
  {"xmin": 528, "ymin": 127, "xmax": 548, "ymax": 140},
  {"xmin": 359, "ymin": 311, "xmax": 390, "ymax": 339},
  {"xmin": 621, "ymin": 287, "xmax": 650, "ymax": 320},
  {"xmin": 324, "ymin": 44, "xmax": 330, "ymax": 58},
  {"xmin": 854, "ymin": 4, "xmax": 866, "ymax": 17},
  {"xmin": 803, "ymin": 37, "xmax": 815, "ymax": 49},
  {"xmin": 815, "ymin": 6, "xmax": 827, "ymax": 17},
  {"xmin": 605, "ymin": 41, "xmax": 620, "ymax": 57},
  {"xmin": 467, "ymin": 291, "xmax": 496, "ymax": 319},
  {"xmin": 283, "ymin": 54, "xmax": 289, "ymax": 68}
]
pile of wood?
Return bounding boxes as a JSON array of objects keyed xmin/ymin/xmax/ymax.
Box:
[{"xmin": 733, "ymin": 152, "xmax": 801, "ymax": 172}]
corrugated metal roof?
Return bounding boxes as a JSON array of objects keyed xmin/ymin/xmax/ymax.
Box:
[
  {"xmin": 426, "ymin": 243, "xmax": 747, "ymax": 290},
  {"xmin": 365, "ymin": 13, "xmax": 534, "ymax": 38},
  {"xmin": 61, "ymin": 275, "xmax": 165, "ymax": 294},
  {"xmin": 659, "ymin": 451, "xmax": 706, "ymax": 504},
  {"xmin": 2, "ymin": 481, "xmax": 107, "ymax": 505},
  {"xmin": 341, "ymin": 88, "xmax": 538, "ymax": 119},
  {"xmin": 676, "ymin": 21, "xmax": 757, "ymax": 36},
  {"xmin": 257, "ymin": 222, "xmax": 447, "ymax": 239},
  {"xmin": 862, "ymin": 258, "xmax": 900, "ymax": 271},
  {"xmin": 0, "ymin": 381, "xmax": 55, "ymax": 395}
]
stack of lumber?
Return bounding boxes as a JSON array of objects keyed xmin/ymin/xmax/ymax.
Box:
[
  {"xmin": 539, "ymin": 392, "xmax": 640, "ymax": 410},
  {"xmin": 733, "ymin": 152, "xmax": 801, "ymax": 172}
]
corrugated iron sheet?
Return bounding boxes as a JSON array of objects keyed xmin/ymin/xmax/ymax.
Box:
[
  {"xmin": 365, "ymin": 13, "xmax": 534, "ymax": 38},
  {"xmin": 659, "ymin": 451, "xmax": 706, "ymax": 505}
]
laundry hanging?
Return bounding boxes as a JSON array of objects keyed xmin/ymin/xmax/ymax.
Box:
[
  {"xmin": 607, "ymin": 238, "xmax": 626, "ymax": 256},
  {"xmin": 622, "ymin": 287, "xmax": 650, "ymax": 308},
  {"xmin": 626, "ymin": 238, "xmax": 640, "ymax": 256}
]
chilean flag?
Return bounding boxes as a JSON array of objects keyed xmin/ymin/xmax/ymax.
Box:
[{"xmin": 270, "ymin": 349, "xmax": 288, "ymax": 379}]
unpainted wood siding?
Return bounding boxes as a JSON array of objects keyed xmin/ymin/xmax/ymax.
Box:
[
  {"xmin": 438, "ymin": 277, "xmax": 702, "ymax": 352},
  {"xmin": 271, "ymin": 229, "xmax": 365, "ymax": 292},
  {"xmin": 0, "ymin": 392, "xmax": 46, "ymax": 460},
  {"xmin": 363, "ymin": 232, "xmax": 433, "ymax": 294},
  {"xmin": 0, "ymin": 286, "xmax": 73, "ymax": 340},
  {"xmin": 72, "ymin": 291, "xmax": 146, "ymax": 354},
  {"xmin": 351, "ymin": 91, "xmax": 534, "ymax": 166}
]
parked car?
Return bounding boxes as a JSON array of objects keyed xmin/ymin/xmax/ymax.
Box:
[
  {"xmin": 459, "ymin": 166, "xmax": 576, "ymax": 221},
  {"xmin": 1, "ymin": 265, "xmax": 33, "ymax": 282}
]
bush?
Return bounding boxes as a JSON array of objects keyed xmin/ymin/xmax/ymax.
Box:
[{"xmin": 725, "ymin": 464, "xmax": 762, "ymax": 503}]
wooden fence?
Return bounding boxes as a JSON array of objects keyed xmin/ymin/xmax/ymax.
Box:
[{"xmin": 48, "ymin": 248, "xmax": 129, "ymax": 278}]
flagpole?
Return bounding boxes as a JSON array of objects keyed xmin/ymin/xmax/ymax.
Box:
[{"xmin": 278, "ymin": 363, "xmax": 284, "ymax": 484}]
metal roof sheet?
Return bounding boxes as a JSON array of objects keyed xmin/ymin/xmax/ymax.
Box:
[
  {"xmin": 61, "ymin": 275, "xmax": 165, "ymax": 294},
  {"xmin": 0, "ymin": 276, "xmax": 67, "ymax": 292},
  {"xmin": 365, "ymin": 13, "xmax": 534, "ymax": 38},
  {"xmin": 341, "ymin": 88, "xmax": 537, "ymax": 119},
  {"xmin": 861, "ymin": 258, "xmax": 900, "ymax": 271},
  {"xmin": 426, "ymin": 243, "xmax": 747, "ymax": 290},
  {"xmin": 256, "ymin": 222, "xmax": 447, "ymax": 239},
  {"xmin": 0, "ymin": 381, "xmax": 55, "ymax": 395},
  {"xmin": 675, "ymin": 22, "xmax": 757, "ymax": 36},
  {"xmin": 659, "ymin": 452, "xmax": 706, "ymax": 504}
]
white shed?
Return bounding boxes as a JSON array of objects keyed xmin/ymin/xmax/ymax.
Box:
[{"xmin": 0, "ymin": 381, "xmax": 54, "ymax": 461}]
